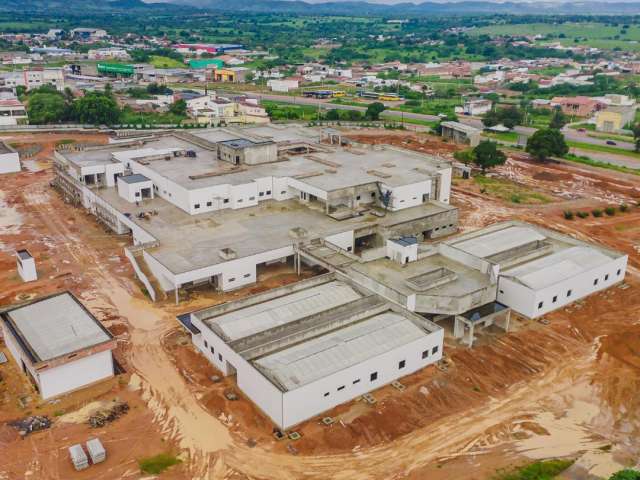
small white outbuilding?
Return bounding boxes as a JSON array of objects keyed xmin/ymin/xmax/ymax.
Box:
[{"xmin": 0, "ymin": 141, "xmax": 20, "ymax": 174}]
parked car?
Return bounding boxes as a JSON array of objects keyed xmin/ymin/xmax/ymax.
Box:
[{"xmin": 606, "ymin": 140, "xmax": 617, "ymax": 146}]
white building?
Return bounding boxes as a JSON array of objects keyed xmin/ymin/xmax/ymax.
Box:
[
  {"xmin": 117, "ymin": 174, "xmax": 154, "ymax": 203},
  {"xmin": 463, "ymin": 99, "xmax": 492, "ymax": 116},
  {"xmin": 267, "ymin": 79, "xmax": 299, "ymax": 93},
  {"xmin": 0, "ymin": 292, "xmax": 116, "ymax": 399},
  {"xmin": 0, "ymin": 98, "xmax": 28, "ymax": 125},
  {"xmin": 188, "ymin": 273, "xmax": 443, "ymax": 429},
  {"xmin": 0, "ymin": 141, "xmax": 21, "ymax": 173},
  {"xmin": 0, "ymin": 68, "xmax": 65, "ymax": 91},
  {"xmin": 53, "ymin": 125, "xmax": 457, "ymax": 300},
  {"xmin": 16, "ymin": 249, "xmax": 37, "ymax": 282}
]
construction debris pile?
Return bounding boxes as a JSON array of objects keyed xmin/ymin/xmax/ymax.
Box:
[
  {"xmin": 88, "ymin": 401, "xmax": 129, "ymax": 428},
  {"xmin": 10, "ymin": 415, "xmax": 51, "ymax": 436}
]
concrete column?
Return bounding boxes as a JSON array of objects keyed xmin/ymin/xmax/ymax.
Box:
[{"xmin": 175, "ymin": 284, "xmax": 179, "ymax": 305}]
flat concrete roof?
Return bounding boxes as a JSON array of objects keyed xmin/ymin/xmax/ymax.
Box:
[
  {"xmin": 193, "ymin": 274, "xmax": 440, "ymax": 392},
  {"xmin": 1, "ymin": 292, "xmax": 113, "ymax": 363},
  {"xmin": 64, "ymin": 126, "xmax": 450, "ymax": 193},
  {"xmin": 448, "ymin": 225, "xmax": 547, "ymax": 259},
  {"xmin": 207, "ymin": 281, "xmax": 360, "ymax": 341},
  {"xmin": 255, "ymin": 310, "xmax": 427, "ymax": 391},
  {"xmin": 119, "ymin": 174, "xmax": 150, "ymax": 184},
  {"xmin": 96, "ymin": 188, "xmax": 454, "ymax": 275},
  {"xmin": 502, "ymin": 246, "xmax": 616, "ymax": 289}
]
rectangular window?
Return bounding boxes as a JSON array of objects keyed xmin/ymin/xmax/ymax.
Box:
[
  {"xmin": 266, "ymin": 190, "xmax": 271, "ymax": 195},
  {"xmin": 538, "ymin": 301, "xmax": 544, "ymax": 309},
  {"xmin": 204, "ymin": 340, "xmax": 208, "ymax": 348},
  {"xmin": 223, "ymin": 199, "xmax": 229, "ymax": 204},
  {"xmin": 206, "ymin": 201, "xmax": 212, "ymax": 207},
  {"xmin": 237, "ymin": 199, "xmax": 243, "ymax": 203},
  {"xmin": 243, "ymin": 273, "xmax": 251, "ymax": 278},
  {"xmin": 432, "ymin": 346, "xmax": 439, "ymax": 355},
  {"xmin": 356, "ymin": 195, "xmax": 361, "ymax": 200},
  {"xmin": 422, "ymin": 350, "xmax": 429, "ymax": 359},
  {"xmin": 218, "ymin": 353, "xmax": 222, "ymax": 362},
  {"xmin": 210, "ymin": 346, "xmax": 214, "ymax": 354},
  {"xmin": 594, "ymin": 278, "xmax": 599, "ymax": 286},
  {"xmin": 398, "ymin": 360, "xmax": 406, "ymax": 369},
  {"xmin": 249, "ymin": 196, "xmax": 255, "ymax": 201},
  {"xmin": 324, "ymin": 392, "xmax": 329, "ymax": 397},
  {"xmin": 499, "ymin": 289, "xmax": 504, "ymax": 294},
  {"xmin": 337, "ymin": 386, "xmax": 345, "ymax": 391},
  {"xmin": 617, "ymin": 269, "xmax": 622, "ymax": 276},
  {"xmin": 605, "ymin": 274, "xmax": 609, "ymax": 281},
  {"xmin": 370, "ymin": 372, "xmax": 378, "ymax": 381},
  {"xmin": 552, "ymin": 295, "xmax": 557, "ymax": 303},
  {"xmin": 194, "ymin": 204, "xmax": 200, "ymax": 209},
  {"xmin": 353, "ymin": 379, "xmax": 360, "ymax": 384},
  {"xmin": 259, "ymin": 192, "xmax": 264, "ymax": 197},
  {"xmin": 228, "ymin": 277, "xmax": 235, "ymax": 282},
  {"xmin": 281, "ymin": 190, "xmax": 286, "ymax": 195},
  {"xmin": 567, "ymin": 290, "xmax": 572, "ymax": 297}
]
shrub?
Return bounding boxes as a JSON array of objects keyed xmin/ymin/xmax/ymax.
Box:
[
  {"xmin": 577, "ymin": 211, "xmax": 589, "ymax": 218},
  {"xmin": 605, "ymin": 206, "xmax": 616, "ymax": 216},
  {"xmin": 563, "ymin": 210, "xmax": 574, "ymax": 220},
  {"xmin": 592, "ymin": 209, "xmax": 603, "ymax": 217},
  {"xmin": 139, "ymin": 453, "xmax": 182, "ymax": 475},
  {"xmin": 619, "ymin": 204, "xmax": 629, "ymax": 212}
]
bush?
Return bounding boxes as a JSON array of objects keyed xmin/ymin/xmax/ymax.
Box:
[
  {"xmin": 577, "ymin": 211, "xmax": 589, "ymax": 218},
  {"xmin": 619, "ymin": 204, "xmax": 629, "ymax": 212},
  {"xmin": 563, "ymin": 210, "xmax": 574, "ymax": 220},
  {"xmin": 605, "ymin": 206, "xmax": 616, "ymax": 216},
  {"xmin": 139, "ymin": 453, "xmax": 182, "ymax": 475},
  {"xmin": 609, "ymin": 469, "xmax": 640, "ymax": 480},
  {"xmin": 592, "ymin": 209, "xmax": 603, "ymax": 217},
  {"xmin": 511, "ymin": 194, "xmax": 522, "ymax": 203}
]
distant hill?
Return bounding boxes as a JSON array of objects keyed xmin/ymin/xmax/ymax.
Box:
[
  {"xmin": 164, "ymin": 0, "xmax": 640, "ymax": 15},
  {"xmin": 5, "ymin": 0, "xmax": 640, "ymax": 16},
  {"xmin": 0, "ymin": 0, "xmax": 198, "ymax": 13}
]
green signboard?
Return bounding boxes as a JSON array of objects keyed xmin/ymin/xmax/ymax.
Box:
[
  {"xmin": 97, "ymin": 63, "xmax": 134, "ymax": 76},
  {"xmin": 188, "ymin": 58, "xmax": 224, "ymax": 70}
]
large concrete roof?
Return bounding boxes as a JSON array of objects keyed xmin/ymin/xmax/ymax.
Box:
[{"xmin": 1, "ymin": 292, "xmax": 113, "ymax": 363}]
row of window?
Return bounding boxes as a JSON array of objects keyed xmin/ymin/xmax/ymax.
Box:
[
  {"xmin": 204, "ymin": 339, "xmax": 223, "ymax": 363},
  {"xmin": 537, "ymin": 269, "xmax": 623, "ymax": 310},
  {"xmin": 321, "ymin": 346, "xmax": 439, "ymax": 398},
  {"xmin": 193, "ymin": 191, "xmax": 275, "ymax": 210},
  {"xmin": 227, "ymin": 273, "xmax": 252, "ymax": 283}
]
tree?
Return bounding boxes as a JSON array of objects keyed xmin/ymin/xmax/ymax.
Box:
[
  {"xmin": 27, "ymin": 92, "xmax": 67, "ymax": 124},
  {"xmin": 365, "ymin": 102, "xmax": 385, "ymax": 121},
  {"xmin": 472, "ymin": 140, "xmax": 507, "ymax": 173},
  {"xmin": 482, "ymin": 109, "xmax": 500, "ymax": 128},
  {"xmin": 549, "ymin": 107, "xmax": 568, "ymax": 129},
  {"xmin": 526, "ymin": 128, "xmax": 569, "ymax": 161},
  {"xmin": 609, "ymin": 470, "xmax": 640, "ymax": 480},
  {"xmin": 73, "ymin": 92, "xmax": 121, "ymax": 125},
  {"xmin": 325, "ymin": 109, "xmax": 340, "ymax": 121},
  {"xmin": 500, "ymin": 106, "xmax": 523, "ymax": 129},
  {"xmin": 632, "ymin": 123, "xmax": 640, "ymax": 152},
  {"xmin": 169, "ymin": 99, "xmax": 187, "ymax": 116}
]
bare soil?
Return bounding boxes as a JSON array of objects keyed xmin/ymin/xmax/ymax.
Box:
[{"xmin": 0, "ymin": 130, "xmax": 639, "ymax": 479}]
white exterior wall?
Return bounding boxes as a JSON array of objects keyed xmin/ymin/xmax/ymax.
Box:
[
  {"xmin": 17, "ymin": 256, "xmax": 37, "ymax": 282},
  {"xmin": 386, "ymin": 240, "xmax": 418, "ymax": 265},
  {"xmin": 498, "ymin": 255, "xmax": 628, "ymax": 318},
  {"xmin": 325, "ymin": 231, "xmax": 354, "ymax": 252},
  {"xmin": 2, "ymin": 322, "xmax": 40, "ymax": 383},
  {"xmin": 0, "ymin": 152, "xmax": 20, "ymax": 174},
  {"xmin": 117, "ymin": 178, "xmax": 154, "ymax": 203},
  {"xmin": 191, "ymin": 315, "xmax": 443, "ymax": 430},
  {"xmin": 381, "ymin": 181, "xmax": 430, "ymax": 211},
  {"xmin": 437, "ymin": 167, "xmax": 452, "ymax": 204},
  {"xmin": 281, "ymin": 330, "xmax": 443, "ymax": 429},
  {"xmin": 273, "ymin": 177, "xmax": 293, "ymax": 201},
  {"xmin": 287, "ymin": 178, "xmax": 328, "ymax": 201},
  {"xmin": 38, "ymin": 350, "xmax": 114, "ymax": 399}
]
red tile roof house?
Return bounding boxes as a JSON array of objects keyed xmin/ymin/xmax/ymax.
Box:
[{"xmin": 550, "ymin": 96, "xmax": 606, "ymax": 117}]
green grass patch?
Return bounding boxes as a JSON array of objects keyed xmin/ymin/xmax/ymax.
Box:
[
  {"xmin": 149, "ymin": 55, "xmax": 185, "ymax": 69},
  {"xmin": 567, "ymin": 140, "xmax": 640, "ymax": 158},
  {"xmin": 120, "ymin": 109, "xmax": 187, "ymax": 125},
  {"xmin": 493, "ymin": 459, "xmax": 574, "ymax": 480},
  {"xmin": 475, "ymin": 175, "xmax": 552, "ymax": 204},
  {"xmin": 587, "ymin": 132, "xmax": 635, "ymax": 143},
  {"xmin": 564, "ymin": 153, "xmax": 640, "ymax": 176},
  {"xmin": 138, "ymin": 453, "xmax": 182, "ymax": 475},
  {"xmin": 483, "ymin": 131, "xmax": 519, "ymax": 143}
]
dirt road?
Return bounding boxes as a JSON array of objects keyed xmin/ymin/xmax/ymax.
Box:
[{"xmin": 1, "ymin": 131, "xmax": 640, "ymax": 479}]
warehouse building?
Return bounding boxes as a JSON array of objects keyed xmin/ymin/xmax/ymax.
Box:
[
  {"xmin": 188, "ymin": 273, "xmax": 443, "ymax": 429},
  {"xmin": 0, "ymin": 292, "xmax": 116, "ymax": 399}
]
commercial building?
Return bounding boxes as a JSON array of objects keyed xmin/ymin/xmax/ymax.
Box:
[
  {"xmin": 187, "ymin": 273, "xmax": 443, "ymax": 429},
  {"xmin": 0, "ymin": 292, "xmax": 116, "ymax": 399},
  {"xmin": 53, "ymin": 125, "xmax": 456, "ymax": 301},
  {"xmin": 463, "ymin": 99, "xmax": 492, "ymax": 116},
  {"xmin": 0, "ymin": 68, "xmax": 65, "ymax": 91}
]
